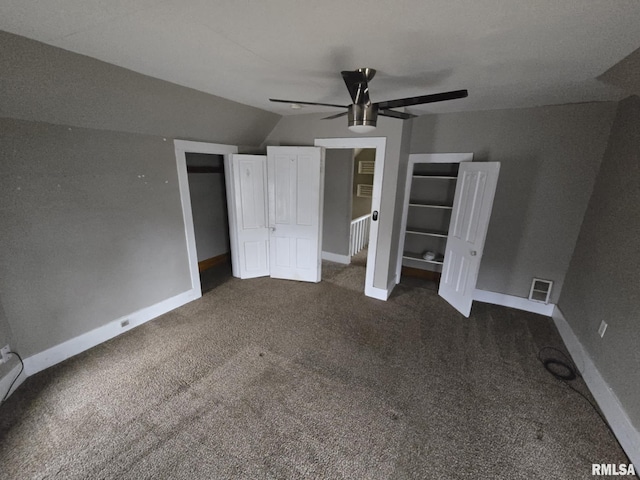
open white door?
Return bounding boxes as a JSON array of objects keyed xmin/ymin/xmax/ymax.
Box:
[
  {"xmin": 267, "ymin": 146, "xmax": 324, "ymax": 283},
  {"xmin": 439, "ymin": 162, "xmax": 500, "ymax": 317},
  {"xmin": 225, "ymin": 154, "xmax": 270, "ymax": 279}
]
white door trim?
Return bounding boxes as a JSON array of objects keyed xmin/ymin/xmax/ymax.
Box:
[
  {"xmin": 174, "ymin": 140, "xmax": 238, "ymax": 293},
  {"xmin": 396, "ymin": 153, "xmax": 474, "ymax": 284},
  {"xmin": 314, "ymin": 137, "xmax": 386, "ymax": 299}
]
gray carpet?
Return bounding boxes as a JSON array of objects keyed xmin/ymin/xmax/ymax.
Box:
[{"xmin": 0, "ymin": 253, "xmax": 631, "ymax": 479}]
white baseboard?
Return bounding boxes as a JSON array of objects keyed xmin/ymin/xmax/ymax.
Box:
[
  {"xmin": 23, "ymin": 288, "xmax": 201, "ymax": 376},
  {"xmin": 0, "ymin": 362, "xmax": 27, "ymax": 401},
  {"xmin": 474, "ymin": 289, "xmax": 555, "ymax": 316},
  {"xmin": 553, "ymin": 307, "xmax": 640, "ymax": 471},
  {"xmin": 365, "ymin": 276, "xmax": 397, "ymax": 301},
  {"xmin": 321, "ymin": 251, "xmax": 351, "ymax": 265},
  {"xmin": 365, "ymin": 285, "xmax": 388, "ymax": 301}
]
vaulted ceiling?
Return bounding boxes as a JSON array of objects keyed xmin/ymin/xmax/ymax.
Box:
[{"xmin": 2, "ymin": 1, "xmax": 640, "ymax": 116}]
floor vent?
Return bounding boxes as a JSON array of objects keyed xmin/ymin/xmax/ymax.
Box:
[{"xmin": 529, "ymin": 278, "xmax": 553, "ymax": 304}]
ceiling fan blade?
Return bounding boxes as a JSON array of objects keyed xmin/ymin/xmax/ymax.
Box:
[
  {"xmin": 341, "ymin": 70, "xmax": 370, "ymax": 105},
  {"xmin": 269, "ymin": 98, "xmax": 346, "ymax": 108},
  {"xmin": 378, "ymin": 109, "xmax": 417, "ymax": 120},
  {"xmin": 322, "ymin": 111, "xmax": 348, "ymax": 120},
  {"xmin": 374, "ymin": 89, "xmax": 468, "ymax": 110}
]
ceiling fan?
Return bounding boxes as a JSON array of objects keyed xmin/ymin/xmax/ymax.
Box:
[{"xmin": 270, "ymin": 68, "xmax": 468, "ymax": 133}]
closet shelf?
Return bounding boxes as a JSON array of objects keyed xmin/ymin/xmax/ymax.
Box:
[
  {"xmin": 401, "ymin": 158, "xmax": 464, "ymax": 276},
  {"xmin": 412, "ymin": 175, "xmax": 457, "ymax": 180},
  {"xmin": 402, "ymin": 252, "xmax": 444, "ymax": 265},
  {"xmin": 408, "ymin": 203, "xmax": 453, "ymax": 209},
  {"xmin": 405, "ymin": 228, "xmax": 448, "ymax": 238}
]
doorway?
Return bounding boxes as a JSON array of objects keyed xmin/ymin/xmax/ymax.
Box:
[
  {"xmin": 185, "ymin": 152, "xmax": 232, "ymax": 293},
  {"xmin": 174, "ymin": 140, "xmax": 238, "ymax": 296},
  {"xmin": 314, "ymin": 137, "xmax": 387, "ymax": 300},
  {"xmin": 320, "ymin": 147, "xmax": 374, "ymax": 292},
  {"xmin": 350, "ymin": 148, "xmax": 375, "ymax": 263}
]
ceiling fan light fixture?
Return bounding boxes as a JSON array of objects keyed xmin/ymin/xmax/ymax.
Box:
[
  {"xmin": 270, "ymin": 68, "xmax": 468, "ymax": 131},
  {"xmin": 348, "ymin": 104, "xmax": 377, "ymax": 134},
  {"xmin": 348, "ymin": 124, "xmax": 377, "ymax": 134}
]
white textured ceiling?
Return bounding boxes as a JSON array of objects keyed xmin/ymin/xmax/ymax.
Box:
[{"xmin": 2, "ymin": 0, "xmax": 640, "ymax": 116}]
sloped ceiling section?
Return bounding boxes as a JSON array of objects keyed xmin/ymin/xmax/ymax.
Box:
[
  {"xmin": 1, "ymin": 1, "xmax": 640, "ymax": 117},
  {"xmin": 0, "ymin": 31, "xmax": 281, "ymax": 146},
  {"xmin": 598, "ymin": 47, "xmax": 640, "ymax": 96}
]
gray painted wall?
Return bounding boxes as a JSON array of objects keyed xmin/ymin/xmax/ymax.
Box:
[
  {"xmin": 0, "ymin": 31, "xmax": 280, "ymax": 361},
  {"xmin": 352, "ymin": 149, "xmax": 374, "ymax": 220},
  {"xmin": 323, "ymin": 149, "xmax": 353, "ymax": 257},
  {"xmin": 186, "ymin": 154, "xmax": 229, "ymax": 262},
  {"xmin": 410, "ymin": 102, "xmax": 617, "ymax": 302},
  {"xmin": 0, "ymin": 119, "xmax": 192, "ymax": 356},
  {"xmin": 263, "ymin": 113, "xmax": 407, "ymax": 289},
  {"xmin": 558, "ymin": 96, "xmax": 640, "ymax": 430},
  {"xmin": 393, "ymin": 121, "xmax": 413, "ymax": 279},
  {"xmin": 0, "ymin": 298, "xmax": 17, "ymax": 378}
]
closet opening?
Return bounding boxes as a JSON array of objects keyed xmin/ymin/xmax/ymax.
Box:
[
  {"xmin": 185, "ymin": 153, "xmax": 232, "ymax": 294},
  {"xmin": 400, "ymin": 161, "xmax": 460, "ymax": 286}
]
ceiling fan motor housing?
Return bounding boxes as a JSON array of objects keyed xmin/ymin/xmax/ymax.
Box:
[{"xmin": 348, "ymin": 103, "xmax": 378, "ymax": 128}]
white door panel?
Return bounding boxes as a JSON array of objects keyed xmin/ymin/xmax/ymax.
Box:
[
  {"xmin": 226, "ymin": 154, "xmax": 270, "ymax": 279},
  {"xmin": 439, "ymin": 162, "xmax": 500, "ymax": 316},
  {"xmin": 267, "ymin": 146, "xmax": 324, "ymax": 283},
  {"xmin": 243, "ymin": 241, "xmax": 268, "ymax": 273}
]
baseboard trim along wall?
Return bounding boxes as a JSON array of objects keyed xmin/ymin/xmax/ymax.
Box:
[
  {"xmin": 474, "ymin": 289, "xmax": 555, "ymax": 316},
  {"xmin": 365, "ymin": 277, "xmax": 397, "ymax": 301},
  {"xmin": 23, "ymin": 287, "xmax": 201, "ymax": 378},
  {"xmin": 0, "ymin": 363, "xmax": 27, "ymax": 401},
  {"xmin": 321, "ymin": 251, "xmax": 351, "ymax": 265},
  {"xmin": 198, "ymin": 252, "xmax": 230, "ymax": 272},
  {"xmin": 552, "ymin": 307, "xmax": 640, "ymax": 471}
]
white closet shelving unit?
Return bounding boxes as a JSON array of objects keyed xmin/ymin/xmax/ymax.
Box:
[{"xmin": 398, "ymin": 153, "xmax": 473, "ymax": 278}]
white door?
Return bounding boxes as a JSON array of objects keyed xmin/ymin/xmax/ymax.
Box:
[
  {"xmin": 225, "ymin": 154, "xmax": 270, "ymax": 279},
  {"xmin": 439, "ymin": 162, "xmax": 500, "ymax": 317},
  {"xmin": 267, "ymin": 146, "xmax": 324, "ymax": 282}
]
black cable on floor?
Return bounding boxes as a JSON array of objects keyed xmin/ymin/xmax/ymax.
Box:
[
  {"xmin": 537, "ymin": 346, "xmax": 609, "ymax": 427},
  {"xmin": 1, "ymin": 351, "xmax": 24, "ymax": 404}
]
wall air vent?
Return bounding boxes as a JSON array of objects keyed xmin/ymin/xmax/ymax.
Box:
[
  {"xmin": 358, "ymin": 160, "xmax": 375, "ymax": 175},
  {"xmin": 356, "ymin": 184, "xmax": 373, "ymax": 198},
  {"xmin": 529, "ymin": 278, "xmax": 553, "ymax": 304}
]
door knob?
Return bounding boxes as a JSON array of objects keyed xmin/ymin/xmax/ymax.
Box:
[
  {"xmin": 269, "ymin": 227, "xmax": 276, "ymax": 232},
  {"xmin": 470, "ymin": 250, "xmax": 477, "ymax": 256}
]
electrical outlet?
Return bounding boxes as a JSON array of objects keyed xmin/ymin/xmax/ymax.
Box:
[
  {"xmin": 0, "ymin": 345, "xmax": 10, "ymax": 364},
  {"xmin": 120, "ymin": 319, "xmax": 130, "ymax": 328},
  {"xmin": 598, "ymin": 321, "xmax": 608, "ymax": 338}
]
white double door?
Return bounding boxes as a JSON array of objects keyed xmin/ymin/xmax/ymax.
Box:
[{"xmin": 225, "ymin": 147, "xmax": 324, "ymax": 283}]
